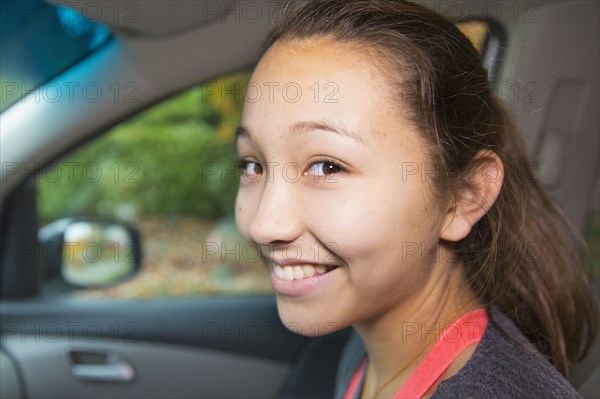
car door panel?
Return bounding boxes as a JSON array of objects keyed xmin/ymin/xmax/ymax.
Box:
[
  {"xmin": 0, "ymin": 350, "xmax": 23, "ymax": 399},
  {"xmin": 2, "ymin": 338, "xmax": 288, "ymax": 399},
  {"xmin": 0, "ymin": 296, "xmax": 350, "ymax": 398},
  {"xmin": 0, "ymin": 297, "xmax": 298, "ymax": 398}
]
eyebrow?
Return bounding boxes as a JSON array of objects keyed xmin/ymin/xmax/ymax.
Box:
[
  {"xmin": 291, "ymin": 121, "xmax": 364, "ymax": 143},
  {"xmin": 236, "ymin": 120, "xmax": 364, "ymax": 144},
  {"xmin": 236, "ymin": 126, "xmax": 251, "ymax": 140}
]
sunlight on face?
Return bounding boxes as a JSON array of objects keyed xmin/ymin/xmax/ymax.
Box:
[{"xmin": 235, "ymin": 38, "xmax": 450, "ymax": 335}]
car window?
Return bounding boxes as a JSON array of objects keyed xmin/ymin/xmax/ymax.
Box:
[
  {"xmin": 456, "ymin": 19, "xmax": 504, "ymax": 83},
  {"xmin": 0, "ymin": 0, "xmax": 111, "ymax": 112},
  {"xmin": 457, "ymin": 19, "xmax": 488, "ymax": 52},
  {"xmin": 37, "ymin": 70, "xmax": 272, "ymax": 298}
]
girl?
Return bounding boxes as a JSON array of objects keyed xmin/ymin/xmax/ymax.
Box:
[{"xmin": 234, "ymin": 1, "xmax": 598, "ymax": 397}]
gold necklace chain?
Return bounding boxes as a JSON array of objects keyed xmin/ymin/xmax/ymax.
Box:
[{"xmin": 360, "ymin": 297, "xmax": 477, "ymax": 399}]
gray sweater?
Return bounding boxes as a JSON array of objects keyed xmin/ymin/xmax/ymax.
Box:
[{"xmin": 334, "ymin": 308, "xmax": 581, "ymax": 398}]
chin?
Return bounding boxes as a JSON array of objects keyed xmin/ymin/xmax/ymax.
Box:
[{"xmin": 276, "ymin": 298, "xmax": 345, "ymax": 337}]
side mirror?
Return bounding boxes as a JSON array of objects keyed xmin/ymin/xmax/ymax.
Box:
[{"xmin": 39, "ymin": 218, "xmax": 141, "ymax": 288}]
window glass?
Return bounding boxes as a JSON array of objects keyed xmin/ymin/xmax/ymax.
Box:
[
  {"xmin": 37, "ymin": 71, "xmax": 272, "ymax": 298},
  {"xmin": 457, "ymin": 19, "xmax": 503, "ymax": 83},
  {"xmin": 1, "ymin": 0, "xmax": 111, "ymax": 112},
  {"xmin": 457, "ymin": 20, "xmax": 488, "ymax": 53}
]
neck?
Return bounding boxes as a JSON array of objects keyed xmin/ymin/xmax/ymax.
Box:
[{"xmin": 353, "ymin": 252, "xmax": 482, "ymax": 398}]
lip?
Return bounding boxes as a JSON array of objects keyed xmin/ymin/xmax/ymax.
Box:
[
  {"xmin": 266, "ymin": 257, "xmax": 339, "ymax": 267},
  {"xmin": 270, "ymin": 263, "xmax": 341, "ymax": 297}
]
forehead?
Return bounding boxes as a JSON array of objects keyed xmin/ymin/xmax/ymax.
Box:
[
  {"xmin": 238, "ymin": 38, "xmax": 433, "ymax": 190},
  {"xmin": 255, "ymin": 37, "xmax": 379, "ymax": 80},
  {"xmin": 241, "ymin": 38, "xmax": 404, "ymax": 138}
]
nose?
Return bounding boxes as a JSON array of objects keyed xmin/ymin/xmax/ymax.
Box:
[{"xmin": 249, "ymin": 179, "xmax": 304, "ymax": 246}]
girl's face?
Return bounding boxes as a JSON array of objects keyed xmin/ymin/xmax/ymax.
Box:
[{"xmin": 235, "ymin": 38, "xmax": 451, "ymax": 334}]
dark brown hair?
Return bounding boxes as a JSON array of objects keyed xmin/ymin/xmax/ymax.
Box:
[{"xmin": 263, "ymin": 0, "xmax": 597, "ymax": 376}]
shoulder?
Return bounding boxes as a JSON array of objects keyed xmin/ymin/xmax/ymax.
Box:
[
  {"xmin": 334, "ymin": 331, "xmax": 366, "ymax": 398},
  {"xmin": 334, "ymin": 308, "xmax": 582, "ymax": 399},
  {"xmin": 431, "ymin": 308, "xmax": 581, "ymax": 399}
]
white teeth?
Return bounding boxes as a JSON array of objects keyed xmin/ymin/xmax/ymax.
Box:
[
  {"xmin": 303, "ymin": 265, "xmax": 316, "ymax": 278},
  {"xmin": 274, "ymin": 264, "xmax": 283, "ymax": 279},
  {"xmin": 282, "ymin": 266, "xmax": 294, "ymax": 281},
  {"xmin": 273, "ymin": 263, "xmax": 334, "ymax": 281},
  {"xmin": 293, "ymin": 266, "xmax": 304, "ymax": 280}
]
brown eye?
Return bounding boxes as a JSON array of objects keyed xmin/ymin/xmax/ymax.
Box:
[
  {"xmin": 322, "ymin": 162, "xmax": 341, "ymax": 175},
  {"xmin": 306, "ymin": 161, "xmax": 343, "ymax": 176},
  {"xmin": 249, "ymin": 162, "xmax": 263, "ymax": 175},
  {"xmin": 239, "ymin": 161, "xmax": 263, "ymax": 177}
]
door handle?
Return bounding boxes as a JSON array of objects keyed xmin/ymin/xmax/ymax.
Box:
[{"xmin": 69, "ymin": 351, "xmax": 135, "ymax": 383}]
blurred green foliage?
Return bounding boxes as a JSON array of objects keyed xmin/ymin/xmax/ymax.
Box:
[{"xmin": 38, "ymin": 71, "xmax": 250, "ymax": 224}]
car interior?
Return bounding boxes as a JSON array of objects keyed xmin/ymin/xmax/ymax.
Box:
[{"xmin": 1, "ymin": 0, "xmax": 598, "ymax": 398}]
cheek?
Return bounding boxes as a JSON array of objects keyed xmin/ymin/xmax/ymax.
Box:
[
  {"xmin": 235, "ymin": 190, "xmax": 253, "ymax": 240},
  {"xmin": 303, "ymin": 180, "xmax": 443, "ymax": 309},
  {"xmin": 306, "ymin": 182, "xmax": 435, "ymax": 257}
]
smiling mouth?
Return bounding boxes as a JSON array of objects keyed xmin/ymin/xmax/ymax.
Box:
[{"xmin": 272, "ymin": 263, "xmax": 338, "ymax": 281}]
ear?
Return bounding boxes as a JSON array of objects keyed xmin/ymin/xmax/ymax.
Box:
[{"xmin": 440, "ymin": 150, "xmax": 504, "ymax": 242}]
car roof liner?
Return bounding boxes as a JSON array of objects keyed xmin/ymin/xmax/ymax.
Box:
[{"xmin": 49, "ymin": 0, "xmax": 245, "ymax": 37}]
